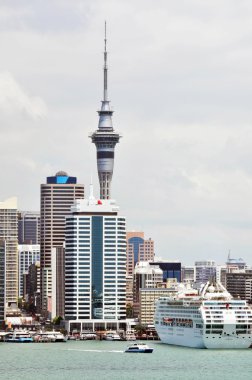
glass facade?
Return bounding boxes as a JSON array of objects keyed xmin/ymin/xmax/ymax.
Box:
[
  {"xmin": 150, "ymin": 262, "xmax": 181, "ymax": 282},
  {"xmin": 92, "ymin": 216, "xmax": 103, "ymax": 319},
  {"xmin": 65, "ymin": 212, "xmax": 126, "ymax": 323},
  {"xmin": 128, "ymin": 236, "xmax": 144, "ymax": 265}
]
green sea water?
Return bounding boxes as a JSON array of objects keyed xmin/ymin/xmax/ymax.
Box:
[{"xmin": 0, "ymin": 340, "xmax": 251, "ymax": 380}]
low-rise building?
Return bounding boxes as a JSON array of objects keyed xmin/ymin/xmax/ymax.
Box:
[{"xmin": 139, "ymin": 285, "xmax": 178, "ymax": 325}]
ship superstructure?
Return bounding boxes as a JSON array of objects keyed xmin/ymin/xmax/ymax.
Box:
[
  {"xmin": 90, "ymin": 23, "xmax": 121, "ymax": 200},
  {"xmin": 154, "ymin": 281, "xmax": 252, "ymax": 349}
]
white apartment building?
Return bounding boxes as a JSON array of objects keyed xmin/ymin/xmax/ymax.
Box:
[
  {"xmin": 65, "ymin": 187, "xmax": 126, "ymax": 332},
  {"xmin": 18, "ymin": 244, "xmax": 40, "ymax": 297},
  {"xmin": 0, "ymin": 197, "xmax": 18, "ymax": 305}
]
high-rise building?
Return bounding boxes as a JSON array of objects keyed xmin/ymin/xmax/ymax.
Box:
[
  {"xmin": 0, "ymin": 240, "xmax": 6, "ymax": 324},
  {"xmin": 23, "ymin": 262, "xmax": 41, "ymax": 314},
  {"xmin": 89, "ymin": 24, "xmax": 121, "ymax": 200},
  {"xmin": 18, "ymin": 244, "xmax": 40, "ymax": 297},
  {"xmin": 51, "ymin": 246, "xmax": 65, "ymax": 319},
  {"xmin": 126, "ymin": 232, "xmax": 155, "ymax": 275},
  {"xmin": 18, "ymin": 211, "xmax": 40, "ymax": 244},
  {"xmin": 65, "ymin": 186, "xmax": 126, "ymax": 332},
  {"xmin": 0, "ymin": 197, "xmax": 18, "ymax": 306},
  {"xmin": 133, "ymin": 261, "xmax": 163, "ymax": 318},
  {"xmin": 40, "ymin": 171, "xmax": 84, "ymax": 314},
  {"xmin": 195, "ymin": 260, "xmax": 216, "ymax": 283}
]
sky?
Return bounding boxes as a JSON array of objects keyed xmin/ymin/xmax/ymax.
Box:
[{"xmin": 1, "ymin": 0, "xmax": 252, "ymax": 265}]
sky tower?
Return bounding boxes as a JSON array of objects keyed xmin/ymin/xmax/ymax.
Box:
[{"xmin": 90, "ymin": 23, "xmax": 121, "ymax": 200}]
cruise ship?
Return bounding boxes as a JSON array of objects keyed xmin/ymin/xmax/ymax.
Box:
[{"xmin": 154, "ymin": 281, "xmax": 252, "ymax": 348}]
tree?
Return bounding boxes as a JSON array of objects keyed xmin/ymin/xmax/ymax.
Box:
[
  {"xmin": 53, "ymin": 316, "xmax": 63, "ymax": 325},
  {"xmin": 134, "ymin": 324, "xmax": 147, "ymax": 336},
  {"xmin": 126, "ymin": 303, "xmax": 134, "ymax": 318}
]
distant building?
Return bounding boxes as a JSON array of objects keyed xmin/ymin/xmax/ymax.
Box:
[
  {"xmin": 226, "ymin": 270, "xmax": 252, "ymax": 302},
  {"xmin": 24, "ymin": 262, "xmax": 41, "ymax": 314},
  {"xmin": 18, "ymin": 244, "xmax": 40, "ymax": 297},
  {"xmin": 0, "ymin": 197, "xmax": 18, "ymax": 306},
  {"xmin": 126, "ymin": 275, "xmax": 133, "ymax": 306},
  {"xmin": 226, "ymin": 255, "xmax": 246, "ymax": 272},
  {"xmin": 216, "ymin": 266, "xmax": 227, "ymax": 287},
  {"xmin": 51, "ymin": 246, "xmax": 65, "ymax": 319},
  {"xmin": 40, "ymin": 171, "xmax": 84, "ymax": 315},
  {"xmin": 0, "ymin": 240, "xmax": 6, "ymax": 324},
  {"xmin": 18, "ymin": 211, "xmax": 40, "ymax": 244},
  {"xmin": 150, "ymin": 261, "xmax": 181, "ymax": 282},
  {"xmin": 139, "ymin": 286, "xmax": 178, "ymax": 325},
  {"xmin": 195, "ymin": 261, "xmax": 216, "ymax": 283},
  {"xmin": 181, "ymin": 266, "xmax": 195, "ymax": 283},
  {"xmin": 133, "ymin": 262, "xmax": 163, "ymax": 318},
  {"xmin": 65, "ymin": 186, "xmax": 126, "ymax": 332},
  {"xmin": 126, "ymin": 232, "xmax": 155, "ymax": 275}
]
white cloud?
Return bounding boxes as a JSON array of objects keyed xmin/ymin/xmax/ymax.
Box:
[{"xmin": 0, "ymin": 71, "xmax": 47, "ymax": 119}]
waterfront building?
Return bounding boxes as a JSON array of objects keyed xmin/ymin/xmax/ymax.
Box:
[
  {"xmin": 18, "ymin": 211, "xmax": 40, "ymax": 244},
  {"xmin": 89, "ymin": 24, "xmax": 121, "ymax": 200},
  {"xmin": 64, "ymin": 185, "xmax": 127, "ymax": 332},
  {"xmin": 226, "ymin": 270, "xmax": 252, "ymax": 302},
  {"xmin": 18, "ymin": 244, "xmax": 40, "ymax": 297},
  {"xmin": 51, "ymin": 246, "xmax": 65, "ymax": 319},
  {"xmin": 0, "ymin": 197, "xmax": 18, "ymax": 306},
  {"xmin": 181, "ymin": 266, "xmax": 196, "ymax": 283},
  {"xmin": 0, "ymin": 240, "xmax": 5, "ymax": 324},
  {"xmin": 139, "ymin": 286, "xmax": 178, "ymax": 325},
  {"xmin": 126, "ymin": 232, "xmax": 155, "ymax": 275},
  {"xmin": 40, "ymin": 171, "xmax": 84, "ymax": 314},
  {"xmin": 150, "ymin": 261, "xmax": 181, "ymax": 282},
  {"xmin": 133, "ymin": 261, "xmax": 163, "ymax": 318},
  {"xmin": 195, "ymin": 260, "xmax": 216, "ymax": 283}
]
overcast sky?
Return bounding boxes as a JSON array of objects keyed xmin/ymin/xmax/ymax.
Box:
[{"xmin": 1, "ymin": 0, "xmax": 252, "ymax": 265}]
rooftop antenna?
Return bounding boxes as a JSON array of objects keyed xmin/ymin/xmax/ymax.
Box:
[{"xmin": 103, "ymin": 21, "xmax": 108, "ymax": 101}]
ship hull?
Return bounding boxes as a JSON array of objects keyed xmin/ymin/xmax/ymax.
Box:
[
  {"xmin": 203, "ymin": 335, "xmax": 251, "ymax": 349},
  {"xmin": 156, "ymin": 326, "xmax": 252, "ymax": 349},
  {"xmin": 156, "ymin": 326, "xmax": 205, "ymax": 348}
]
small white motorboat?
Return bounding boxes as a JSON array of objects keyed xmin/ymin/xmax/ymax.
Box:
[{"xmin": 125, "ymin": 343, "xmax": 153, "ymax": 353}]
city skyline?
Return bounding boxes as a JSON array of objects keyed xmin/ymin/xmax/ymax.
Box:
[{"xmin": 1, "ymin": 1, "xmax": 252, "ymax": 264}]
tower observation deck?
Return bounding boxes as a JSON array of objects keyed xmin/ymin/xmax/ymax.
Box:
[{"xmin": 89, "ymin": 23, "xmax": 121, "ymax": 200}]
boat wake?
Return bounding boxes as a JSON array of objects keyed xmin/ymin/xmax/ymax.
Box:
[{"xmin": 67, "ymin": 348, "xmax": 124, "ymax": 353}]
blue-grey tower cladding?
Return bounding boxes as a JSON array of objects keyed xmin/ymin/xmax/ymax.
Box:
[{"xmin": 90, "ymin": 23, "xmax": 121, "ymax": 200}]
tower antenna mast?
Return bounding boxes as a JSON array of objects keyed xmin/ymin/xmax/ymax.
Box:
[{"xmin": 104, "ymin": 21, "xmax": 108, "ymax": 101}]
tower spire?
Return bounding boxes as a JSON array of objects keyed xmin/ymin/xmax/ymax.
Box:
[{"xmin": 103, "ymin": 21, "xmax": 108, "ymax": 101}]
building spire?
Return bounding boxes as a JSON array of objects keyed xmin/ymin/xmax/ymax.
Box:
[{"xmin": 103, "ymin": 21, "xmax": 108, "ymax": 101}]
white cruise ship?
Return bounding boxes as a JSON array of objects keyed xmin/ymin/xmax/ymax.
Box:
[{"xmin": 154, "ymin": 281, "xmax": 252, "ymax": 349}]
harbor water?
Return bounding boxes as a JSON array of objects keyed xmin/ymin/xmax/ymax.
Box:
[{"xmin": 0, "ymin": 340, "xmax": 251, "ymax": 380}]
